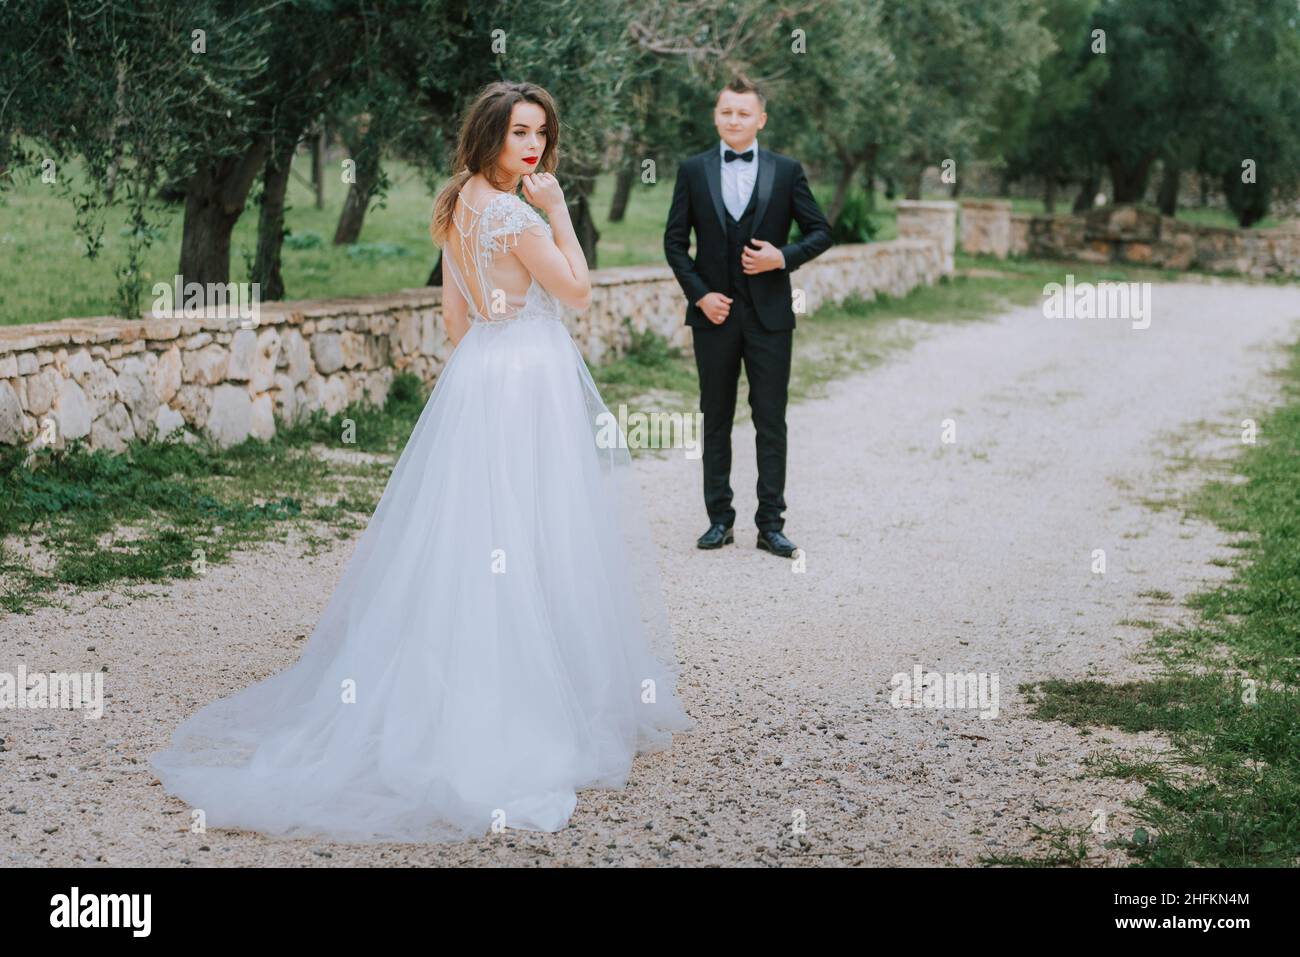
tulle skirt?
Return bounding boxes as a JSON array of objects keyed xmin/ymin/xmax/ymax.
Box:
[{"xmin": 149, "ymin": 313, "xmax": 693, "ymax": 843}]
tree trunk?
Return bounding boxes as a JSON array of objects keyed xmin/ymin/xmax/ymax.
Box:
[
  {"xmin": 1072, "ymin": 175, "xmax": 1098, "ymax": 212},
  {"xmin": 179, "ymin": 139, "xmax": 269, "ymax": 295},
  {"xmin": 333, "ymin": 132, "xmax": 381, "ymax": 246},
  {"xmin": 252, "ymin": 137, "xmax": 297, "ymax": 301},
  {"xmin": 311, "ymin": 126, "xmax": 325, "ymax": 210},
  {"xmin": 1157, "ymin": 161, "xmax": 1180, "ymax": 217},
  {"xmin": 333, "ymin": 175, "xmax": 373, "ymax": 246},
  {"xmin": 1108, "ymin": 152, "xmax": 1156, "ymax": 204},
  {"xmin": 426, "ymin": 249, "xmax": 443, "ymax": 287},
  {"xmin": 608, "ymin": 155, "xmax": 635, "ymax": 223},
  {"xmin": 572, "ymin": 192, "xmax": 599, "ymax": 268},
  {"xmin": 828, "ymin": 155, "xmax": 861, "ymax": 225},
  {"xmin": 1222, "ymin": 169, "xmax": 1268, "ymax": 228},
  {"xmin": 904, "ymin": 161, "xmax": 925, "ymax": 201},
  {"xmin": 563, "ymin": 161, "xmax": 601, "ymax": 267},
  {"xmin": 864, "ymin": 146, "xmax": 878, "ymax": 212},
  {"xmin": 104, "ymin": 60, "xmax": 128, "ymax": 204}
]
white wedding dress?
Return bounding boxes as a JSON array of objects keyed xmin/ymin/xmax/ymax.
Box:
[{"xmin": 149, "ymin": 188, "xmax": 692, "ymax": 843}]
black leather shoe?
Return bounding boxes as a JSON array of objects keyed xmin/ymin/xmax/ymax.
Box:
[
  {"xmin": 696, "ymin": 522, "xmax": 734, "ymax": 549},
  {"xmin": 756, "ymin": 529, "xmax": 797, "ymax": 557}
]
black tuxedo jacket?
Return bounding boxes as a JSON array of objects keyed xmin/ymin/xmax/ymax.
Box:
[{"xmin": 663, "ymin": 146, "xmax": 833, "ymax": 332}]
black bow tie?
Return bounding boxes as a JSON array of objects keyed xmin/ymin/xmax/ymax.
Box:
[{"xmin": 724, "ymin": 148, "xmax": 754, "ymax": 163}]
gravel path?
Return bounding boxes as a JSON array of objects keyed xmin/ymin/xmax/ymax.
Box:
[{"xmin": 4, "ymin": 278, "xmax": 1299, "ymax": 867}]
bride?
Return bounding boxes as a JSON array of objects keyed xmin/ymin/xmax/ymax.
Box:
[{"xmin": 149, "ymin": 80, "xmax": 693, "ymax": 844}]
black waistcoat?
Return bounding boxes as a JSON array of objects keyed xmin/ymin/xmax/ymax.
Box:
[{"xmin": 724, "ymin": 179, "xmax": 760, "ymax": 306}]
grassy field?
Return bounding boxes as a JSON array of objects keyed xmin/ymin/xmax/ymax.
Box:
[
  {"xmin": 0, "ymin": 147, "xmax": 1274, "ymax": 327},
  {"xmin": 1, "ymin": 151, "xmax": 843, "ymax": 325}
]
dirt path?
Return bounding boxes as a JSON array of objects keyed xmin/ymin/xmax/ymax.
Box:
[{"xmin": 4, "ymin": 278, "xmax": 1299, "ymax": 866}]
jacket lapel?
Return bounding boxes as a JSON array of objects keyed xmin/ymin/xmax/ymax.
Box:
[
  {"xmin": 704, "ymin": 149, "xmax": 727, "ymax": 234},
  {"xmin": 750, "ymin": 147, "xmax": 774, "ymax": 237},
  {"xmin": 704, "ymin": 146, "xmax": 775, "ymax": 237}
]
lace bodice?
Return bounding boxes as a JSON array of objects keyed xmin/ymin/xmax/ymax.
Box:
[{"xmin": 443, "ymin": 190, "xmax": 561, "ymax": 324}]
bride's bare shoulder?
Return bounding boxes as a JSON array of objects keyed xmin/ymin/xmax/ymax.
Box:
[{"xmin": 457, "ymin": 186, "xmax": 515, "ymax": 213}]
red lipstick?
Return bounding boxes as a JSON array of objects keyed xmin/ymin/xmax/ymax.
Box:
[{"xmin": 523, "ymin": 156, "xmax": 538, "ymax": 165}]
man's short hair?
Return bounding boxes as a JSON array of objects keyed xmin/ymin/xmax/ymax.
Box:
[{"xmin": 719, "ymin": 75, "xmax": 766, "ymax": 111}]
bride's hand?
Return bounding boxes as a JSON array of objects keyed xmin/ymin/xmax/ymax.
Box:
[{"xmin": 521, "ymin": 172, "xmax": 564, "ymax": 213}]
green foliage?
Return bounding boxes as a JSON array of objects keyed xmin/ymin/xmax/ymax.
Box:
[
  {"xmin": 284, "ymin": 231, "xmax": 324, "ymax": 250},
  {"xmin": 995, "ymin": 0, "xmax": 1108, "ymax": 187},
  {"xmin": 344, "ymin": 242, "xmax": 414, "ymax": 261},
  {"xmin": 0, "ymin": 371, "xmax": 430, "ymax": 613},
  {"xmin": 1061, "ymin": 0, "xmax": 1298, "ymax": 217},
  {"xmin": 1, "ymin": 0, "xmax": 272, "ymax": 310},
  {"xmin": 830, "ymin": 187, "xmax": 880, "ymax": 245},
  {"xmin": 877, "ymin": 0, "xmax": 1056, "ymax": 193}
]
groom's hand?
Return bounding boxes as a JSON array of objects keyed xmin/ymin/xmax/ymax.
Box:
[
  {"xmin": 741, "ymin": 238, "xmax": 785, "ymax": 274},
  {"xmin": 696, "ymin": 292, "xmax": 733, "ymax": 324}
]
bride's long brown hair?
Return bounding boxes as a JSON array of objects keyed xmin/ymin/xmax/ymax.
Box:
[{"xmin": 430, "ymin": 80, "xmax": 561, "ymax": 247}]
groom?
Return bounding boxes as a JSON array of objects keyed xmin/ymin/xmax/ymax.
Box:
[{"xmin": 663, "ymin": 76, "xmax": 833, "ymax": 558}]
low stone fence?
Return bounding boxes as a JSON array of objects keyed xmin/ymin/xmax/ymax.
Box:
[
  {"xmin": 0, "ymin": 230, "xmax": 955, "ymax": 453},
  {"xmin": 960, "ymin": 200, "xmax": 1300, "ymax": 278},
  {"xmin": 897, "ymin": 200, "xmax": 956, "ymax": 274},
  {"xmin": 959, "ymin": 200, "xmax": 1013, "ymax": 259}
]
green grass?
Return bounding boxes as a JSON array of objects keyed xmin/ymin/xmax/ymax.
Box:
[
  {"xmin": 585, "ymin": 320, "xmax": 702, "ymax": 411},
  {"xmin": 0, "ymin": 372, "xmax": 429, "ymax": 614},
  {"xmin": 982, "ymin": 823, "xmax": 1098, "ymax": 867},
  {"xmin": 1014, "ymin": 340, "xmax": 1300, "ymax": 867},
  {"xmin": 984, "ymin": 193, "xmax": 1282, "ymax": 230},
  {"xmin": 0, "ymin": 150, "xmax": 845, "ymax": 325},
  {"xmin": 0, "ymin": 154, "xmax": 446, "ymax": 324},
  {"xmin": 1176, "ymin": 206, "xmax": 1285, "ymax": 231}
]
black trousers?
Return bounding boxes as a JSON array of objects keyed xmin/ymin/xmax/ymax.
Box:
[{"xmin": 691, "ymin": 293, "xmax": 792, "ymax": 532}]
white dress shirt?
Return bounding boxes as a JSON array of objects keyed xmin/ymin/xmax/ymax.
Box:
[{"xmin": 718, "ymin": 137, "xmax": 784, "ymax": 268}]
